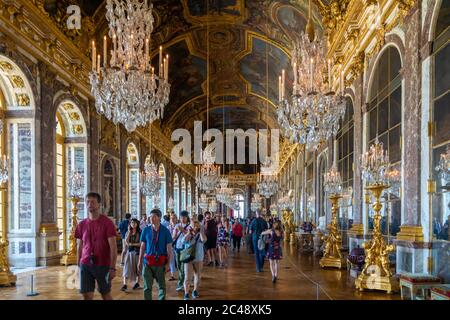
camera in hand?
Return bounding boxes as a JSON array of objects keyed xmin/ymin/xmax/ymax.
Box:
[{"xmin": 89, "ymin": 254, "xmax": 96, "ymax": 265}]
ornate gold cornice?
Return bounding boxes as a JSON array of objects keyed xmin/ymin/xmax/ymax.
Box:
[{"xmin": 324, "ymin": 0, "xmax": 416, "ymax": 89}]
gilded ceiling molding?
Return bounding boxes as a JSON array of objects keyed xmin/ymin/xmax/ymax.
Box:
[{"xmin": 326, "ymin": 0, "xmax": 416, "ymax": 95}]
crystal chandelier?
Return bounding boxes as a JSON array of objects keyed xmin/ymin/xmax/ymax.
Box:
[
  {"xmin": 435, "ymin": 145, "xmax": 450, "ymax": 182},
  {"xmin": 196, "ymin": 145, "xmax": 220, "ymax": 192},
  {"xmin": 89, "ymin": 0, "xmax": 170, "ymax": 132},
  {"xmin": 324, "ymin": 165, "xmax": 343, "ymax": 195},
  {"xmin": 250, "ymin": 193, "xmax": 262, "ymax": 212},
  {"xmin": 361, "ymin": 138, "xmax": 390, "ymax": 186},
  {"xmin": 208, "ymin": 198, "xmax": 217, "ymax": 213},
  {"xmin": 68, "ymin": 169, "xmax": 84, "ymax": 198},
  {"xmin": 257, "ymin": 160, "xmax": 279, "ymax": 199},
  {"xmin": 199, "ymin": 193, "xmax": 209, "ymax": 211},
  {"xmin": 167, "ymin": 196, "xmax": 174, "ymax": 212},
  {"xmin": 152, "ymin": 193, "xmax": 160, "ymax": 209},
  {"xmin": 140, "ymin": 157, "xmax": 160, "ymax": 197},
  {"xmin": 277, "ymin": 1, "xmax": 346, "ymax": 150}
]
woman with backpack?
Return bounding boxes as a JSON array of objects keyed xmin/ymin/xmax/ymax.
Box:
[
  {"xmin": 261, "ymin": 220, "xmax": 284, "ymax": 283},
  {"xmin": 181, "ymin": 219, "xmax": 207, "ymax": 300}
]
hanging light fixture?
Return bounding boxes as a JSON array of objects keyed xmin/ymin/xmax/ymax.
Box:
[
  {"xmin": 257, "ymin": 165, "xmax": 279, "ymax": 198},
  {"xmin": 435, "ymin": 145, "xmax": 450, "ymax": 183},
  {"xmin": 277, "ymin": 0, "xmax": 346, "ymax": 150},
  {"xmin": 195, "ymin": 6, "xmax": 220, "ymax": 193},
  {"xmin": 89, "ymin": 0, "xmax": 170, "ymax": 132},
  {"xmin": 140, "ymin": 126, "xmax": 160, "ymax": 197},
  {"xmin": 140, "ymin": 158, "xmax": 160, "ymax": 197},
  {"xmin": 250, "ymin": 192, "xmax": 262, "ymax": 212}
]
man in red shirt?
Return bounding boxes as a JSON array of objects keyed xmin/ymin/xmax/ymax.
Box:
[{"xmin": 75, "ymin": 192, "xmax": 118, "ymax": 300}]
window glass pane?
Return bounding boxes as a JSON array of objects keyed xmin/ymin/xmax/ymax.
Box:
[
  {"xmin": 129, "ymin": 170, "xmax": 139, "ymax": 217},
  {"xmin": 434, "ymin": 92, "xmax": 450, "ymax": 146},
  {"xmin": 377, "ymin": 51, "xmax": 389, "ymax": 91},
  {"xmin": 435, "ymin": 1, "xmax": 450, "ymax": 39},
  {"xmin": 390, "ymin": 87, "xmax": 402, "ymax": 127},
  {"xmin": 389, "ymin": 126, "xmax": 401, "ymax": 163},
  {"xmin": 8, "ymin": 124, "xmax": 14, "ymax": 230},
  {"xmin": 389, "ymin": 47, "xmax": 402, "ymax": 81},
  {"xmin": 378, "ymin": 97, "xmax": 389, "ymax": 134},
  {"xmin": 18, "ymin": 124, "xmax": 32, "ymax": 230},
  {"xmin": 348, "ymin": 127, "xmax": 354, "ymax": 153},
  {"xmin": 434, "ymin": 44, "xmax": 450, "ymax": 98},
  {"xmin": 369, "ymin": 108, "xmax": 377, "ymax": 141}
]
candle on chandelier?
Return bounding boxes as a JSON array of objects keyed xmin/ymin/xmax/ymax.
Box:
[
  {"xmin": 310, "ymin": 58, "xmax": 314, "ymax": 92},
  {"xmin": 145, "ymin": 38, "xmax": 149, "ymax": 71},
  {"xmin": 328, "ymin": 59, "xmax": 332, "ymax": 92},
  {"xmin": 112, "ymin": 34, "xmax": 117, "ymax": 66},
  {"xmin": 340, "ymin": 68, "xmax": 344, "ymax": 94},
  {"xmin": 103, "ymin": 35, "xmax": 107, "ymax": 68},
  {"xmin": 163, "ymin": 58, "xmax": 166, "ymax": 80},
  {"xmin": 92, "ymin": 41, "xmax": 96, "ymax": 72},
  {"xmin": 130, "ymin": 34, "xmax": 134, "ymax": 67},
  {"xmin": 293, "ymin": 62, "xmax": 298, "ymax": 92},
  {"xmin": 97, "ymin": 54, "xmax": 101, "ymax": 74},
  {"xmin": 159, "ymin": 46, "xmax": 163, "ymax": 77},
  {"xmin": 165, "ymin": 54, "xmax": 169, "ymax": 80},
  {"xmin": 278, "ymin": 75, "xmax": 282, "ymax": 102},
  {"xmin": 282, "ymin": 69, "xmax": 285, "ymax": 100}
]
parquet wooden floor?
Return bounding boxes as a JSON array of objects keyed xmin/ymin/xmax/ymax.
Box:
[{"xmin": 0, "ymin": 245, "xmax": 400, "ymax": 300}]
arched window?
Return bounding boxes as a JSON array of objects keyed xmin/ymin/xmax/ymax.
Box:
[
  {"xmin": 127, "ymin": 143, "xmax": 140, "ymax": 218},
  {"xmin": 336, "ymin": 97, "xmax": 354, "ymax": 230},
  {"xmin": 181, "ymin": 178, "xmax": 186, "ymax": 211},
  {"xmin": 187, "ymin": 182, "xmax": 192, "ymax": 212},
  {"xmin": 367, "ymin": 46, "xmax": 402, "ymax": 237},
  {"xmin": 173, "ymin": 173, "xmax": 179, "ymax": 216},
  {"xmin": 236, "ymin": 194, "xmax": 245, "ymax": 219},
  {"xmin": 55, "ymin": 101, "xmax": 87, "ymax": 253},
  {"xmin": 431, "ymin": 1, "xmax": 450, "ymax": 238},
  {"xmin": 159, "ymin": 164, "xmax": 166, "ymax": 214},
  {"xmin": 0, "ymin": 55, "xmax": 36, "ymax": 262}
]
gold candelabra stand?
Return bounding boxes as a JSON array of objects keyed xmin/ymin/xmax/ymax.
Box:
[
  {"xmin": 281, "ymin": 209, "xmax": 295, "ymax": 245},
  {"xmin": 355, "ymin": 184, "xmax": 399, "ymax": 293},
  {"xmin": 61, "ymin": 196, "xmax": 80, "ymax": 266},
  {"xmin": 319, "ymin": 193, "xmax": 346, "ymax": 269},
  {"xmin": 0, "ymin": 235, "xmax": 16, "ymax": 286},
  {"xmin": 0, "ymin": 184, "xmax": 16, "ymax": 286}
]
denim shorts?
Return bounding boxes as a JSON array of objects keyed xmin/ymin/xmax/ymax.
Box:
[{"xmin": 80, "ymin": 264, "xmax": 111, "ymax": 295}]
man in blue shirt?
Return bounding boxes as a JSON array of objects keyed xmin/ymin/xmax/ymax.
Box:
[
  {"xmin": 119, "ymin": 213, "xmax": 131, "ymax": 266},
  {"xmin": 138, "ymin": 208, "xmax": 173, "ymax": 300},
  {"xmin": 250, "ymin": 210, "xmax": 268, "ymax": 272}
]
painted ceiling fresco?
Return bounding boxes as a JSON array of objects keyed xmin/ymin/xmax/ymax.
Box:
[{"xmin": 47, "ymin": 0, "xmax": 324, "ymax": 163}]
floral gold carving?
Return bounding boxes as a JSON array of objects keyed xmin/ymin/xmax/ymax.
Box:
[
  {"xmin": 8, "ymin": 75, "xmax": 25, "ymax": 88},
  {"xmin": 0, "ymin": 61, "xmax": 13, "ymax": 72},
  {"xmin": 72, "ymin": 124, "xmax": 83, "ymax": 135},
  {"xmin": 16, "ymin": 93, "xmax": 30, "ymax": 106}
]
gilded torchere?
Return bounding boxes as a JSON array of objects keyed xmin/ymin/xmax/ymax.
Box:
[
  {"xmin": 61, "ymin": 169, "xmax": 84, "ymax": 266},
  {"xmin": 61, "ymin": 196, "xmax": 80, "ymax": 266},
  {"xmin": 319, "ymin": 194, "xmax": 346, "ymax": 269},
  {"xmin": 355, "ymin": 184, "xmax": 399, "ymax": 293},
  {"xmin": 0, "ymin": 235, "xmax": 16, "ymax": 286}
]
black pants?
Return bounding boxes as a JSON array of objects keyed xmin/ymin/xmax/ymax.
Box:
[{"xmin": 232, "ymin": 235, "xmax": 242, "ymax": 251}]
